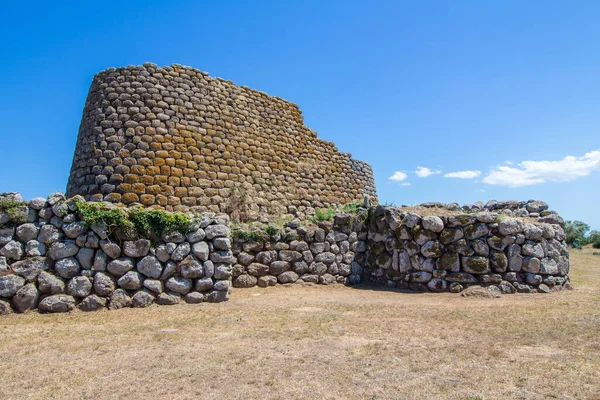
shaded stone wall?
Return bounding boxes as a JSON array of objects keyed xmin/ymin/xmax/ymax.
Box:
[
  {"xmin": 67, "ymin": 63, "xmax": 377, "ymax": 218},
  {"xmin": 363, "ymin": 206, "xmax": 570, "ymax": 293}
]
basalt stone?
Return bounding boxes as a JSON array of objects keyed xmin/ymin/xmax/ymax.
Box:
[
  {"xmin": 247, "ymin": 262, "xmax": 270, "ymax": 276},
  {"xmin": 507, "ymin": 244, "xmax": 523, "ymax": 272},
  {"xmin": 540, "ymin": 258, "xmax": 559, "ymax": 275},
  {"xmin": 54, "ymin": 257, "xmax": 80, "ymax": 279},
  {"xmin": 11, "ymin": 256, "xmax": 50, "ymax": 282},
  {"xmin": 122, "ymin": 239, "xmax": 151, "ymax": 258},
  {"xmin": 179, "ymin": 255, "xmax": 204, "ymax": 279},
  {"xmin": 498, "ymin": 219, "xmax": 523, "ymax": 235},
  {"xmin": 402, "ymin": 213, "xmax": 421, "ymax": 228},
  {"xmin": 490, "ymin": 252, "xmax": 508, "ymax": 273},
  {"xmin": 445, "ymin": 272, "xmax": 478, "ymax": 283},
  {"xmin": 0, "ymin": 240, "xmax": 24, "ymax": 260},
  {"xmin": 498, "ymin": 280, "xmax": 516, "ymax": 294},
  {"xmin": 439, "ymin": 228, "xmax": 464, "ymax": 244},
  {"xmin": 421, "ymin": 240, "xmax": 443, "ymax": 258},
  {"xmin": 166, "ymin": 277, "xmax": 192, "ymax": 294},
  {"xmin": 136, "ymin": 255, "xmax": 163, "ymax": 279},
  {"xmin": 449, "ymin": 282, "xmax": 463, "ymax": 293},
  {"xmin": 447, "ymin": 214, "xmax": 477, "ymax": 228},
  {"xmin": 461, "ymin": 256, "xmax": 491, "ymax": 274},
  {"xmin": 270, "ymin": 261, "xmax": 290, "ymax": 275},
  {"xmin": 435, "ymin": 252, "xmax": 459, "ymax": 272},
  {"xmin": 487, "ymin": 235, "xmax": 515, "ymax": 251},
  {"xmin": 66, "ymin": 276, "xmax": 92, "ymax": 297},
  {"xmin": 479, "ymin": 274, "xmax": 502, "ymax": 284},
  {"xmin": 414, "ymin": 228, "xmax": 437, "ymax": 246},
  {"xmin": 257, "ymin": 275, "xmax": 278, "ymax": 287},
  {"xmin": 427, "ymin": 278, "xmax": 447, "ymax": 292},
  {"xmin": 256, "ymin": 250, "xmax": 278, "ymax": 265},
  {"xmin": 79, "ymin": 294, "xmax": 107, "ymax": 311},
  {"xmin": 522, "ymin": 241, "xmax": 544, "ymax": 258},
  {"xmin": 233, "ymin": 274, "xmax": 257, "ymax": 288},
  {"xmin": 203, "ymin": 260, "xmax": 215, "ymax": 278},
  {"xmin": 205, "ymin": 225, "xmax": 230, "ymax": 239},
  {"xmin": 13, "ymin": 283, "xmax": 39, "ymax": 312},
  {"xmin": 171, "ymin": 242, "xmax": 191, "ymax": 262},
  {"xmin": 471, "ymin": 240, "xmax": 489, "ymax": 257},
  {"xmin": 117, "ymin": 271, "xmax": 144, "ymax": 290},
  {"xmin": 191, "ymin": 241, "xmax": 210, "ymax": 261},
  {"xmin": 39, "ymin": 294, "xmax": 76, "ymax": 313},
  {"xmin": 62, "ymin": 222, "xmax": 87, "ymax": 239},
  {"xmin": 24, "ymin": 240, "xmax": 46, "ymax": 258},
  {"xmin": 106, "ymin": 257, "xmax": 135, "ymax": 276},
  {"xmin": 422, "ymin": 216, "xmax": 444, "ymax": 233},
  {"xmin": 318, "ymin": 273, "xmax": 336, "ymax": 285},
  {"xmin": 411, "ymin": 271, "xmax": 432, "ymax": 283},
  {"xmin": 99, "ymin": 240, "xmax": 121, "ymax": 259},
  {"xmin": 465, "ymin": 223, "xmax": 489, "ymax": 240},
  {"xmin": 214, "ymin": 280, "xmax": 230, "ymax": 291},
  {"xmin": 214, "ymin": 237, "xmax": 231, "ymax": 251},
  {"xmin": 522, "ymin": 257, "xmax": 541, "ymax": 273},
  {"xmin": 38, "ymin": 271, "xmax": 65, "ymax": 294},
  {"xmin": 108, "ymin": 289, "xmax": 133, "ymax": 309},
  {"xmin": 214, "ymin": 264, "xmax": 232, "ymax": 280},
  {"xmin": 474, "ymin": 212, "xmax": 498, "ymax": 223},
  {"xmin": 16, "ymin": 223, "xmax": 40, "ymax": 242},
  {"xmin": 186, "ymin": 228, "xmax": 206, "ymax": 243},
  {"xmin": 205, "ymin": 289, "xmax": 229, "ymax": 303},
  {"xmin": 93, "ymin": 272, "xmax": 116, "ymax": 296},
  {"xmin": 184, "ymin": 292, "xmax": 205, "ymax": 303},
  {"xmin": 93, "ymin": 250, "xmax": 108, "ymax": 272},
  {"xmin": 132, "ymin": 290, "xmax": 155, "ymax": 308},
  {"xmin": 155, "ymin": 292, "xmax": 180, "ymax": 305}
]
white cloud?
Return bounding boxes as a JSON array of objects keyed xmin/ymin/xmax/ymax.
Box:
[
  {"xmin": 414, "ymin": 166, "xmax": 441, "ymax": 178},
  {"xmin": 483, "ymin": 150, "xmax": 600, "ymax": 187},
  {"xmin": 400, "ymin": 182, "xmax": 412, "ymax": 187},
  {"xmin": 388, "ymin": 171, "xmax": 408, "ymax": 182},
  {"xmin": 444, "ymin": 170, "xmax": 482, "ymax": 179}
]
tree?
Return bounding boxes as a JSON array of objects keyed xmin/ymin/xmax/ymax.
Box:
[{"xmin": 564, "ymin": 220, "xmax": 590, "ymax": 247}]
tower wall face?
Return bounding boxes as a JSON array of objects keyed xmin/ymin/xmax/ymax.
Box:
[{"xmin": 67, "ymin": 63, "xmax": 377, "ymax": 216}]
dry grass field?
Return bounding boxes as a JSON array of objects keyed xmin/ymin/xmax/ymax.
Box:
[{"xmin": 1, "ymin": 249, "xmax": 599, "ymax": 400}]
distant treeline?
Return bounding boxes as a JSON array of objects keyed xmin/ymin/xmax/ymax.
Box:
[{"xmin": 565, "ymin": 220, "xmax": 600, "ymax": 248}]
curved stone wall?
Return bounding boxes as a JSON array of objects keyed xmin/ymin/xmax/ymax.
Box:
[{"xmin": 66, "ymin": 63, "xmax": 377, "ymax": 217}]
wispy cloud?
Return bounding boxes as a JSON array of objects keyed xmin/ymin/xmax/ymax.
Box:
[
  {"xmin": 444, "ymin": 170, "xmax": 481, "ymax": 179},
  {"xmin": 400, "ymin": 182, "xmax": 411, "ymax": 187},
  {"xmin": 483, "ymin": 150, "xmax": 600, "ymax": 187},
  {"xmin": 388, "ymin": 171, "xmax": 408, "ymax": 182},
  {"xmin": 414, "ymin": 166, "xmax": 441, "ymax": 178}
]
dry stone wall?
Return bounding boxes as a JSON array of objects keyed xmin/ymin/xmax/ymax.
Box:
[
  {"xmin": 67, "ymin": 63, "xmax": 377, "ymax": 219},
  {"xmin": 0, "ymin": 192, "xmax": 233, "ymax": 315},
  {"xmin": 363, "ymin": 206, "xmax": 570, "ymax": 294},
  {"xmin": 231, "ymin": 214, "xmax": 369, "ymax": 288}
]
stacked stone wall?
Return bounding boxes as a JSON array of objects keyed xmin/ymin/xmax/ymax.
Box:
[
  {"xmin": 0, "ymin": 192, "xmax": 233, "ymax": 315},
  {"xmin": 67, "ymin": 63, "xmax": 377, "ymax": 219},
  {"xmin": 363, "ymin": 205, "xmax": 570, "ymax": 293},
  {"xmin": 231, "ymin": 214, "xmax": 369, "ymax": 288}
]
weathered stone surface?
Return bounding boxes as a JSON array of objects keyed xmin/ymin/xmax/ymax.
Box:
[
  {"xmin": 461, "ymin": 256, "xmax": 491, "ymax": 274},
  {"xmin": 0, "ymin": 240, "xmax": 24, "ymax": 260},
  {"xmin": 411, "ymin": 271, "xmax": 432, "ymax": 283},
  {"xmin": 233, "ymin": 274, "xmax": 257, "ymax": 288},
  {"xmin": 143, "ymin": 279, "xmax": 163, "ymax": 294},
  {"xmin": 118, "ymin": 271, "xmax": 144, "ymax": 290},
  {"xmin": 107, "ymin": 257, "xmax": 135, "ymax": 276},
  {"xmin": 465, "ymin": 223, "xmax": 489, "ymax": 240},
  {"xmin": 422, "ymin": 216, "xmax": 444, "ymax": 233},
  {"xmin": 498, "ymin": 218, "xmax": 523, "ymax": 235},
  {"xmin": 205, "ymin": 225, "xmax": 230, "ymax": 239},
  {"xmin": 11, "ymin": 256, "xmax": 49, "ymax": 282},
  {"xmin": 132, "ymin": 291, "xmax": 155, "ymax": 308},
  {"xmin": 171, "ymin": 242, "xmax": 191, "ymax": 262},
  {"xmin": 62, "ymin": 221, "xmax": 87, "ymax": 239},
  {"xmin": 439, "ymin": 228, "xmax": 464, "ymax": 244},
  {"xmin": 195, "ymin": 277, "xmax": 214, "ymax": 291},
  {"xmin": 421, "ymin": 240, "xmax": 443, "ymax": 258},
  {"xmin": 156, "ymin": 292, "xmax": 180, "ymax": 305},
  {"xmin": 490, "ymin": 252, "xmax": 508, "ymax": 273},
  {"xmin": 123, "ymin": 239, "xmax": 151, "ymax": 258},
  {"xmin": 109, "ymin": 289, "xmax": 132, "ymax": 309},
  {"xmin": 257, "ymin": 275, "xmax": 278, "ymax": 287},
  {"xmin": 165, "ymin": 277, "xmax": 192, "ymax": 294},
  {"xmin": 278, "ymin": 271, "xmax": 299, "ymax": 284},
  {"xmin": 184, "ymin": 292, "xmax": 205, "ymax": 303},
  {"xmin": 16, "ymin": 223, "xmax": 40, "ymax": 242},
  {"xmin": 13, "ymin": 283, "xmax": 39, "ymax": 312},
  {"xmin": 93, "ymin": 272, "xmax": 116, "ymax": 296},
  {"xmin": 54, "ymin": 257, "xmax": 80, "ymax": 279},
  {"xmin": 136, "ymin": 255, "xmax": 163, "ymax": 279},
  {"xmin": 0, "ymin": 299, "xmax": 12, "ymax": 314},
  {"xmin": 427, "ymin": 278, "xmax": 447, "ymax": 292},
  {"xmin": 99, "ymin": 240, "xmax": 121, "ymax": 259},
  {"xmin": 179, "ymin": 255, "xmax": 204, "ymax": 278},
  {"xmin": 461, "ymin": 285, "xmax": 501, "ymax": 298},
  {"xmin": 445, "ymin": 272, "xmax": 477, "ymax": 283},
  {"xmin": 270, "ymin": 261, "xmax": 290, "ymax": 275},
  {"xmin": 66, "ymin": 276, "xmax": 92, "ymax": 297},
  {"xmin": 498, "ymin": 280, "xmax": 516, "ymax": 294},
  {"xmin": 39, "ymin": 294, "xmax": 76, "ymax": 313},
  {"xmin": 79, "ymin": 295, "xmax": 107, "ymax": 311}
]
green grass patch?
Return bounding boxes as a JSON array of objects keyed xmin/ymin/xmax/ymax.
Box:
[{"xmin": 0, "ymin": 197, "xmax": 28, "ymax": 225}]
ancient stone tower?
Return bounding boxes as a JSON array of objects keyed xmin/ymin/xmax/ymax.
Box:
[{"xmin": 67, "ymin": 63, "xmax": 377, "ymax": 217}]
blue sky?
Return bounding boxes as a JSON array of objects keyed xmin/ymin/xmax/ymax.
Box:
[{"xmin": 1, "ymin": 1, "xmax": 599, "ymax": 228}]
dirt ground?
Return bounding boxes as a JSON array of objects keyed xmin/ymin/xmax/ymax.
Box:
[{"xmin": 1, "ymin": 249, "xmax": 599, "ymax": 400}]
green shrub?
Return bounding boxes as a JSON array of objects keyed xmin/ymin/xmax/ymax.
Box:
[
  {"xmin": 0, "ymin": 198, "xmax": 28, "ymax": 225},
  {"xmin": 264, "ymin": 224, "xmax": 283, "ymax": 240},
  {"xmin": 75, "ymin": 201, "xmax": 196, "ymax": 240},
  {"xmin": 310, "ymin": 207, "xmax": 336, "ymax": 223},
  {"xmin": 232, "ymin": 229, "xmax": 264, "ymax": 242}
]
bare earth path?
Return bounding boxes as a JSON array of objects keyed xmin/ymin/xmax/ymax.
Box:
[{"xmin": 1, "ymin": 249, "xmax": 599, "ymax": 400}]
